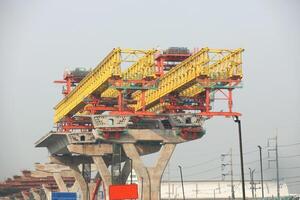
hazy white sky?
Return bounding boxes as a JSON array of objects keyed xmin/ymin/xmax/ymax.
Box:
[{"xmin": 0, "ymin": 0, "xmax": 299, "ymax": 194}]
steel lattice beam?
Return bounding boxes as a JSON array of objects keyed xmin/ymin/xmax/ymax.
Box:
[
  {"xmin": 54, "ymin": 48, "xmax": 122, "ymax": 123},
  {"xmin": 134, "ymin": 48, "xmax": 243, "ymax": 111}
]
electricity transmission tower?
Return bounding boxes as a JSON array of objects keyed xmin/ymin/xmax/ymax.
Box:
[
  {"xmin": 221, "ymin": 148, "xmax": 235, "ymax": 199},
  {"xmin": 267, "ymin": 135, "xmax": 280, "ymax": 199}
]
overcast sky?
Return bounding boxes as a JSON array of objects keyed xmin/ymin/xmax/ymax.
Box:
[{"xmin": 0, "ymin": 0, "xmax": 299, "ymax": 194}]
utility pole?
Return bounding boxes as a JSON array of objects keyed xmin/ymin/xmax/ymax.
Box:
[
  {"xmin": 230, "ymin": 149, "xmax": 235, "ymax": 200},
  {"xmin": 213, "ymin": 189, "xmax": 216, "ymax": 200},
  {"xmin": 213, "ymin": 183, "xmax": 221, "ymax": 200},
  {"xmin": 267, "ymin": 135, "xmax": 280, "ymax": 199},
  {"xmin": 257, "ymin": 145, "xmax": 264, "ymax": 199},
  {"xmin": 275, "ymin": 135, "xmax": 280, "ymax": 199},
  {"xmin": 178, "ymin": 165, "xmax": 185, "ymax": 200},
  {"xmin": 249, "ymin": 168, "xmax": 255, "ymax": 199},
  {"xmin": 233, "ymin": 116, "xmax": 246, "ymax": 200},
  {"xmin": 221, "ymin": 148, "xmax": 235, "ymax": 199}
]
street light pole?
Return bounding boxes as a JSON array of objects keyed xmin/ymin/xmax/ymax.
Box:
[
  {"xmin": 233, "ymin": 116, "xmax": 246, "ymax": 200},
  {"xmin": 178, "ymin": 165, "xmax": 185, "ymax": 200},
  {"xmin": 249, "ymin": 168, "xmax": 256, "ymax": 199},
  {"xmin": 258, "ymin": 145, "xmax": 264, "ymax": 199}
]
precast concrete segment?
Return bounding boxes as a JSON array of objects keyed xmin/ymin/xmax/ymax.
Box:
[
  {"xmin": 35, "ymin": 163, "xmax": 77, "ymax": 195},
  {"xmin": 123, "ymin": 143, "xmax": 176, "ymax": 200},
  {"xmin": 66, "ymin": 144, "xmax": 113, "ymax": 156},
  {"xmin": 53, "ymin": 173, "xmax": 68, "ymax": 192},
  {"xmin": 49, "ymin": 155, "xmax": 93, "ymax": 165},
  {"xmin": 35, "ymin": 163, "xmax": 70, "ymax": 173}
]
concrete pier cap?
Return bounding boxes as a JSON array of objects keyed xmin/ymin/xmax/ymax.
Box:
[{"xmin": 35, "ymin": 114, "xmax": 205, "ymax": 200}]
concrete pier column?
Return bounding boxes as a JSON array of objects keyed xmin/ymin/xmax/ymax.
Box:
[
  {"xmin": 69, "ymin": 165, "xmax": 89, "ymax": 200},
  {"xmin": 53, "ymin": 172, "xmax": 68, "ymax": 192},
  {"xmin": 69, "ymin": 181, "xmax": 80, "ymax": 192},
  {"xmin": 21, "ymin": 191, "xmax": 29, "ymax": 200},
  {"xmin": 123, "ymin": 143, "xmax": 151, "ymax": 200},
  {"xmin": 123, "ymin": 143, "xmax": 176, "ymax": 200},
  {"xmin": 92, "ymin": 156, "xmax": 111, "ymax": 200},
  {"xmin": 148, "ymin": 144, "xmax": 176, "ymax": 199},
  {"xmin": 42, "ymin": 184, "xmax": 51, "ymax": 200},
  {"xmin": 30, "ymin": 189, "xmax": 41, "ymax": 200}
]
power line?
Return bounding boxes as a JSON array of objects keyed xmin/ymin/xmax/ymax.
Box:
[
  {"xmin": 181, "ymin": 157, "xmax": 220, "ymax": 169},
  {"xmin": 286, "ymin": 180, "xmax": 300, "ymax": 184},
  {"xmin": 232, "ymin": 149, "xmax": 259, "ymax": 156},
  {"xmin": 184, "ymin": 166, "xmax": 221, "ymax": 178},
  {"xmin": 287, "ymin": 183, "xmax": 300, "ymax": 187},
  {"xmin": 168, "ymin": 141, "xmax": 300, "ymax": 178},
  {"xmin": 171, "ymin": 166, "xmax": 221, "ymax": 178},
  {"xmin": 278, "ymin": 142, "xmax": 300, "ymax": 148},
  {"xmin": 279, "ymin": 154, "xmax": 300, "ymax": 159},
  {"xmin": 233, "ymin": 156, "xmax": 268, "ymax": 166},
  {"xmin": 279, "ymin": 166, "xmax": 300, "ymax": 170},
  {"xmin": 283, "ymin": 175, "xmax": 300, "ymax": 180}
]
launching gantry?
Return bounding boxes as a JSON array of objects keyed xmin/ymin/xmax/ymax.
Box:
[{"xmin": 36, "ymin": 47, "xmax": 244, "ymax": 200}]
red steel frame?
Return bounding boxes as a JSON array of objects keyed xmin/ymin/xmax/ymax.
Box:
[
  {"xmin": 55, "ymin": 52, "xmax": 242, "ymax": 132},
  {"xmin": 198, "ymin": 78, "xmax": 242, "ymax": 117},
  {"xmin": 155, "ymin": 53, "xmax": 191, "ymax": 76}
]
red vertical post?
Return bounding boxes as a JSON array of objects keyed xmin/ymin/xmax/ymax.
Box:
[
  {"xmin": 66, "ymin": 77, "xmax": 72, "ymax": 95},
  {"xmin": 118, "ymin": 90, "xmax": 123, "ymax": 112},
  {"xmin": 228, "ymin": 88, "xmax": 233, "ymax": 113},
  {"xmin": 156, "ymin": 57, "xmax": 164, "ymax": 77},
  {"xmin": 205, "ymin": 88, "xmax": 210, "ymax": 113}
]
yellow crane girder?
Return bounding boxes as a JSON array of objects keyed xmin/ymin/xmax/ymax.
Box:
[
  {"xmin": 179, "ymin": 48, "xmax": 243, "ymax": 97},
  {"xmin": 54, "ymin": 47, "xmax": 243, "ymax": 122},
  {"xmin": 54, "ymin": 48, "xmax": 122, "ymax": 123},
  {"xmin": 133, "ymin": 48, "xmax": 244, "ymax": 111},
  {"xmin": 54, "ymin": 48, "xmax": 157, "ymax": 123},
  {"xmin": 101, "ymin": 49, "xmax": 157, "ymax": 98},
  {"xmin": 133, "ymin": 48, "xmax": 210, "ymax": 110}
]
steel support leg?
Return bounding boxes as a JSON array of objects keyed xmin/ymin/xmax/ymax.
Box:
[{"xmin": 120, "ymin": 160, "xmax": 132, "ymax": 184}]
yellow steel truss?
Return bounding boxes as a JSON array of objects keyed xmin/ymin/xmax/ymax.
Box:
[
  {"xmin": 179, "ymin": 48, "xmax": 243, "ymax": 97},
  {"xmin": 133, "ymin": 48, "xmax": 244, "ymax": 111},
  {"xmin": 101, "ymin": 49, "xmax": 157, "ymax": 98},
  {"xmin": 54, "ymin": 48, "xmax": 157, "ymax": 123},
  {"xmin": 54, "ymin": 47, "xmax": 244, "ymax": 122},
  {"xmin": 54, "ymin": 48, "xmax": 122, "ymax": 123},
  {"xmin": 133, "ymin": 48, "xmax": 210, "ymax": 110}
]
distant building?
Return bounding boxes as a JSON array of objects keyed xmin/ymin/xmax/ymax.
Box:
[
  {"xmin": 125, "ymin": 170, "xmax": 291, "ymax": 199},
  {"xmin": 160, "ymin": 180, "xmax": 290, "ymax": 199}
]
